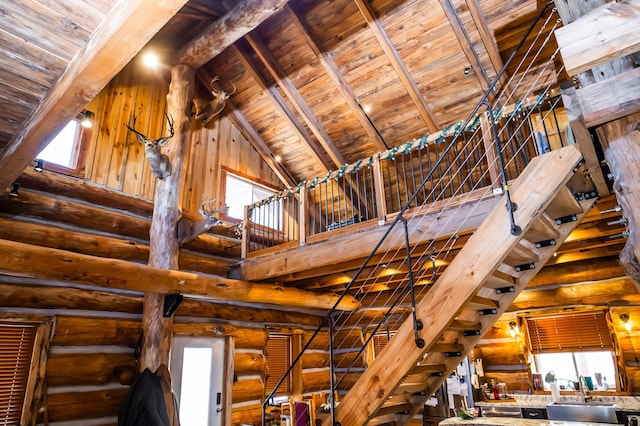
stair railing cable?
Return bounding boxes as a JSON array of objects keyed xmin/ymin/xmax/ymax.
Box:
[
  {"xmin": 324, "ymin": 0, "xmax": 560, "ymax": 406},
  {"xmin": 260, "ymin": 2, "xmax": 560, "ymax": 423}
]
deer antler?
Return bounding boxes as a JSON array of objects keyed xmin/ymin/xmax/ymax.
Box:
[{"xmin": 200, "ymin": 199, "xmax": 226, "ymax": 217}]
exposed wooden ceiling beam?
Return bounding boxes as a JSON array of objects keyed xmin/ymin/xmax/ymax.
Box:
[
  {"xmin": 195, "ymin": 71, "xmax": 296, "ymax": 188},
  {"xmin": 245, "ymin": 33, "xmax": 347, "ymax": 168},
  {"xmin": 0, "ymin": 239, "xmax": 360, "ymax": 311},
  {"xmin": 232, "ymin": 42, "xmax": 332, "ymax": 173},
  {"xmin": 176, "ymin": 0, "xmax": 289, "ymax": 68},
  {"xmin": 353, "ymin": 0, "xmax": 440, "ymax": 133},
  {"xmin": 0, "ymin": 0, "xmax": 191, "ymax": 191},
  {"xmin": 438, "ymin": 0, "xmax": 491, "ymax": 94},
  {"xmin": 464, "ymin": 0, "xmax": 514, "ymax": 97},
  {"xmin": 285, "ymin": 3, "xmax": 388, "ymax": 152}
]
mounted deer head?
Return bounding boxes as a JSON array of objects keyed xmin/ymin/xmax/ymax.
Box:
[
  {"xmin": 177, "ymin": 199, "xmax": 225, "ymax": 245},
  {"xmin": 126, "ymin": 112, "xmax": 174, "ymax": 179},
  {"xmin": 193, "ymin": 77, "xmax": 236, "ymax": 125}
]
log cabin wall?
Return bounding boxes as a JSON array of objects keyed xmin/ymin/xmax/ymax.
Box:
[
  {"xmin": 474, "ymin": 306, "xmax": 640, "ymax": 397},
  {"xmin": 83, "ymin": 60, "xmax": 283, "ymax": 210}
]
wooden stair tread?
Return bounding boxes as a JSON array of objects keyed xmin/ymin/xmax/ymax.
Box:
[
  {"xmin": 448, "ymin": 319, "xmax": 481, "ymax": 331},
  {"xmin": 377, "ymin": 400, "xmax": 411, "ymax": 416},
  {"xmin": 468, "ymin": 295, "xmax": 499, "ymax": 309}
]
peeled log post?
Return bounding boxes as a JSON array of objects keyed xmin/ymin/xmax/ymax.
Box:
[{"xmin": 141, "ymin": 64, "xmax": 195, "ymax": 371}]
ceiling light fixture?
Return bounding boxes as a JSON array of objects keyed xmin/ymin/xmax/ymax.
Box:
[
  {"xmin": 509, "ymin": 321, "xmax": 520, "ymax": 338},
  {"xmin": 621, "ymin": 313, "xmax": 632, "ymax": 332},
  {"xmin": 80, "ymin": 111, "xmax": 93, "ymax": 128},
  {"xmin": 274, "ymin": 155, "xmax": 282, "ymax": 162},
  {"xmin": 363, "ymin": 104, "xmax": 372, "ymax": 113},
  {"xmin": 143, "ymin": 51, "xmax": 159, "ymax": 68}
]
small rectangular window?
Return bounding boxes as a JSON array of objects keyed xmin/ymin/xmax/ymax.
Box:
[
  {"xmin": 222, "ymin": 169, "xmax": 282, "ymax": 229},
  {"xmin": 266, "ymin": 335, "xmax": 291, "ymax": 397},
  {"xmin": 36, "ymin": 111, "xmax": 91, "ymax": 177}
]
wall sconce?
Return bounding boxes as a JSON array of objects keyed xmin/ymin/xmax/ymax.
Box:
[
  {"xmin": 509, "ymin": 321, "xmax": 520, "ymax": 338},
  {"xmin": 34, "ymin": 158, "xmax": 44, "ymax": 172},
  {"xmin": 620, "ymin": 313, "xmax": 632, "ymax": 332},
  {"xmin": 80, "ymin": 111, "xmax": 93, "ymax": 128},
  {"xmin": 9, "ymin": 182, "xmax": 19, "ymax": 197}
]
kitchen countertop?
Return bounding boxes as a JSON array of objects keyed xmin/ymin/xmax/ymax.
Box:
[
  {"xmin": 439, "ymin": 417, "xmax": 623, "ymax": 425},
  {"xmin": 475, "ymin": 395, "xmax": 640, "ymax": 411}
]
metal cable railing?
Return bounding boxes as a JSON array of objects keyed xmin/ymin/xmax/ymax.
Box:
[{"xmin": 260, "ymin": 3, "xmax": 569, "ymax": 423}]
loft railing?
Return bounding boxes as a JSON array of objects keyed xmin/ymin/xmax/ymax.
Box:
[
  {"xmin": 259, "ymin": 2, "xmax": 572, "ymax": 423},
  {"xmin": 244, "ymin": 93, "xmax": 568, "ymax": 257}
]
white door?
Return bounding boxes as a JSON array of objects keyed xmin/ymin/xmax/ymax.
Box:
[{"xmin": 170, "ymin": 336, "xmax": 225, "ymax": 426}]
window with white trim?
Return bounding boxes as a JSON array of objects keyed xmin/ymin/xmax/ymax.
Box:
[
  {"xmin": 223, "ymin": 171, "xmax": 282, "ymax": 230},
  {"xmin": 36, "ymin": 112, "xmax": 91, "ymax": 177}
]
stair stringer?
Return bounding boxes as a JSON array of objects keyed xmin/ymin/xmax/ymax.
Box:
[{"xmin": 325, "ymin": 145, "xmax": 586, "ymax": 426}]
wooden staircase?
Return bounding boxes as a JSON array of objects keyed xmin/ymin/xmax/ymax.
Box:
[{"xmin": 322, "ymin": 145, "xmax": 597, "ymax": 425}]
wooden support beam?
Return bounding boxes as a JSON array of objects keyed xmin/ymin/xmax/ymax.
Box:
[
  {"xmin": 555, "ymin": 0, "xmax": 640, "ymax": 77},
  {"xmin": 601, "ymin": 117, "xmax": 640, "ymax": 290},
  {"xmin": 176, "ymin": 0, "xmax": 289, "ymax": 68},
  {"xmin": 576, "ymin": 67, "xmax": 640, "ymax": 127},
  {"xmin": 353, "ymin": 0, "xmax": 439, "ymax": 133},
  {"xmin": 559, "ymin": 83, "xmax": 609, "ymax": 196},
  {"xmin": 232, "ymin": 42, "xmax": 331, "ymax": 173},
  {"xmin": 285, "ymin": 3, "xmax": 389, "ymax": 151},
  {"xmin": 0, "ymin": 239, "xmax": 360, "ymax": 311},
  {"xmin": 245, "ymin": 33, "xmax": 346, "ymax": 168},
  {"xmin": 439, "ymin": 0, "xmax": 491, "ymax": 94},
  {"xmin": 0, "ymin": 0, "xmax": 190, "ymax": 191},
  {"xmin": 465, "ymin": 0, "xmax": 513, "ymax": 97}
]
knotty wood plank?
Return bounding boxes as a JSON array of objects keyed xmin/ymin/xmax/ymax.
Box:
[
  {"xmin": 555, "ymin": 0, "xmax": 640, "ymax": 77},
  {"xmin": 577, "ymin": 67, "xmax": 640, "ymax": 127}
]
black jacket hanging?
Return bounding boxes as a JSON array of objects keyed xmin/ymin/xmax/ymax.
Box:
[{"xmin": 118, "ymin": 368, "xmax": 171, "ymax": 426}]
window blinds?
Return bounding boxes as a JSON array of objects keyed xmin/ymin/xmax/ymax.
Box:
[
  {"xmin": 266, "ymin": 335, "xmax": 291, "ymax": 396},
  {"xmin": 527, "ymin": 312, "xmax": 613, "ymax": 353},
  {"xmin": 0, "ymin": 322, "xmax": 37, "ymax": 425}
]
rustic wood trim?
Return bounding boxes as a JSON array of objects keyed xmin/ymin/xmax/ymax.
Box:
[
  {"xmin": 555, "ymin": 0, "xmax": 640, "ymax": 76},
  {"xmin": 222, "ymin": 336, "xmax": 235, "ymax": 426},
  {"xmin": 353, "ymin": 0, "xmax": 439, "ymax": 133},
  {"xmin": 245, "ymin": 33, "xmax": 346, "ymax": 168},
  {"xmin": 0, "ymin": 0, "xmax": 191, "ymax": 190},
  {"xmin": 372, "ymin": 158, "xmax": 387, "ymax": 222}
]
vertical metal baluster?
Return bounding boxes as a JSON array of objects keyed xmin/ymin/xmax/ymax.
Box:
[
  {"xmin": 393, "ymin": 157, "xmax": 401, "ymax": 212},
  {"xmin": 550, "ymin": 98, "xmax": 564, "ymax": 147},
  {"xmin": 453, "ymin": 138, "xmax": 463, "ymax": 195},
  {"xmin": 400, "ymin": 153, "xmax": 409, "ymax": 208},
  {"xmin": 434, "ymin": 139, "xmax": 443, "ymax": 200},
  {"xmin": 330, "ymin": 180, "xmax": 336, "ymax": 229},
  {"xmin": 356, "ymin": 168, "xmax": 363, "ymax": 220},
  {"xmin": 462, "ymin": 132, "xmax": 474, "ymax": 191},
  {"xmin": 369, "ymin": 165, "xmax": 376, "ymax": 219},
  {"xmin": 348, "ymin": 173, "xmax": 355, "ymax": 223},
  {"xmin": 384, "ymin": 159, "xmax": 395, "ymax": 213},
  {"xmin": 417, "ymin": 145, "xmax": 427, "ymax": 203},
  {"xmin": 408, "ymin": 149, "xmax": 417, "ymax": 207},
  {"xmin": 425, "ymin": 145, "xmax": 435, "ymax": 202}
]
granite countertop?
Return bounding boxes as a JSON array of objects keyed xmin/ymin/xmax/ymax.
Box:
[
  {"xmin": 439, "ymin": 417, "xmax": 622, "ymax": 426},
  {"xmin": 475, "ymin": 395, "xmax": 640, "ymax": 411}
]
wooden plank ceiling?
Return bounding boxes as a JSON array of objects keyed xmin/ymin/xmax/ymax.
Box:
[{"xmin": 0, "ymin": 0, "xmax": 552, "ymax": 188}]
